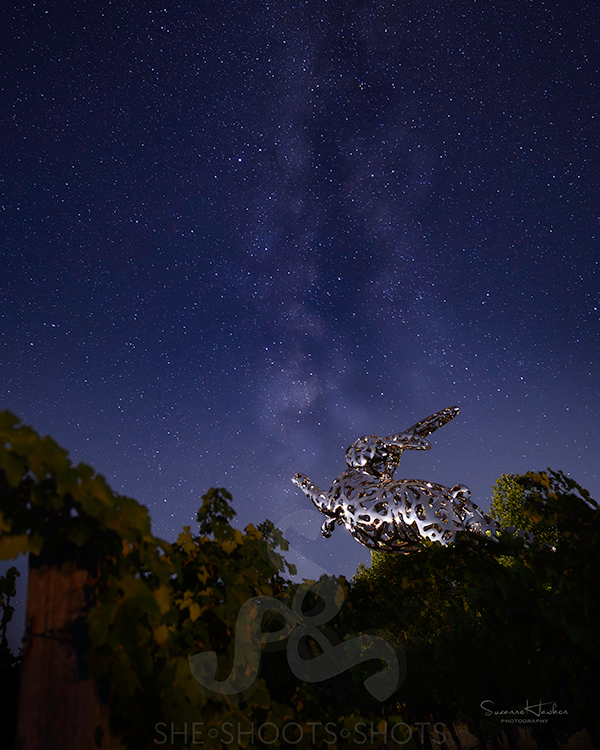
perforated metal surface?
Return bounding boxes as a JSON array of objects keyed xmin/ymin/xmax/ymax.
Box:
[{"xmin": 292, "ymin": 406, "xmax": 501, "ymax": 553}]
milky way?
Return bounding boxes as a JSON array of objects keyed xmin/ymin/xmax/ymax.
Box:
[{"xmin": 2, "ymin": 0, "xmax": 599, "ymax": 643}]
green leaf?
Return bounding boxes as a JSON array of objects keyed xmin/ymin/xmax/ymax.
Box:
[
  {"xmin": 177, "ymin": 526, "xmax": 195, "ymax": 554},
  {"xmin": 0, "ymin": 451, "xmax": 26, "ymax": 487},
  {"xmin": 0, "ymin": 533, "xmax": 31, "ymax": 559}
]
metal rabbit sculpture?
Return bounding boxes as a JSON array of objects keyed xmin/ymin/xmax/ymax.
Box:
[{"xmin": 292, "ymin": 406, "xmax": 501, "ymax": 554}]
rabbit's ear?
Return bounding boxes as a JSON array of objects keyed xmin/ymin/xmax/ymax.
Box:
[
  {"xmin": 383, "ymin": 432, "xmax": 431, "ymax": 451},
  {"xmin": 403, "ymin": 406, "xmax": 459, "ymax": 438}
]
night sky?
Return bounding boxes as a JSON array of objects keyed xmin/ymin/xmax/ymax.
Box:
[{"xmin": 2, "ymin": 0, "xmax": 600, "ymax": 643}]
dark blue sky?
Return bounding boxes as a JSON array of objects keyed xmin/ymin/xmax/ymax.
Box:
[{"xmin": 2, "ymin": 0, "xmax": 600, "ymax": 639}]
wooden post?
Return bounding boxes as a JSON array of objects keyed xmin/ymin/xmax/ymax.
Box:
[{"xmin": 17, "ymin": 547, "xmax": 109, "ymax": 750}]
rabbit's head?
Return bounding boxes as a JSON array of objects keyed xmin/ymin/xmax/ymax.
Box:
[{"xmin": 345, "ymin": 432, "xmax": 431, "ymax": 478}]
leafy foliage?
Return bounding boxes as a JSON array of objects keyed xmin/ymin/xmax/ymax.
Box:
[
  {"xmin": 2, "ymin": 411, "xmax": 599, "ymax": 747},
  {"xmin": 0, "ymin": 412, "xmax": 392, "ymax": 748},
  {"xmin": 85, "ymin": 485, "xmax": 304, "ymax": 748},
  {"xmin": 491, "ymin": 472, "xmax": 561, "ymax": 547},
  {"xmin": 353, "ymin": 472, "xmax": 600, "ymax": 744}
]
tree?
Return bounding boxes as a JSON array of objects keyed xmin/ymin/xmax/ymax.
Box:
[
  {"xmin": 3, "ymin": 410, "xmax": 599, "ymax": 748},
  {"xmin": 351, "ymin": 470, "xmax": 600, "ymax": 746},
  {"xmin": 0, "ymin": 411, "xmax": 299, "ymax": 749},
  {"xmin": 2, "ymin": 411, "xmax": 392, "ymax": 749},
  {"xmin": 490, "ymin": 472, "xmax": 560, "ymax": 547},
  {"xmin": 491, "ymin": 469, "xmax": 599, "ymax": 552}
]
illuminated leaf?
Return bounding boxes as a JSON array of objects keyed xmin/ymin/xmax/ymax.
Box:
[
  {"xmin": 153, "ymin": 584, "xmax": 171, "ymax": 615},
  {"xmin": 153, "ymin": 624, "xmax": 171, "ymax": 645},
  {"xmin": 0, "ymin": 533, "xmax": 31, "ymax": 560},
  {"xmin": 189, "ymin": 602, "xmax": 202, "ymax": 622},
  {"xmin": 177, "ymin": 526, "xmax": 195, "ymax": 554}
]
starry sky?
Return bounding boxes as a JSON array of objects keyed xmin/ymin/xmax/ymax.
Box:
[{"xmin": 2, "ymin": 0, "xmax": 600, "ymax": 628}]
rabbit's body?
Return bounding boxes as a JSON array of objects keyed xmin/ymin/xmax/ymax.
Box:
[{"xmin": 293, "ymin": 468, "xmax": 494, "ymax": 553}]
